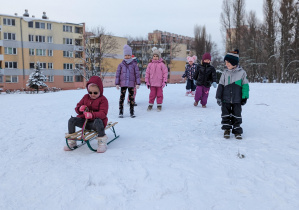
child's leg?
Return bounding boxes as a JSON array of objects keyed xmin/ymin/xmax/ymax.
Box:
[
  {"xmin": 194, "ymin": 86, "xmax": 203, "ymax": 102},
  {"xmin": 156, "ymin": 87, "xmax": 163, "ymax": 104},
  {"xmin": 119, "ymin": 87, "xmax": 127, "ymax": 114},
  {"xmin": 68, "ymin": 117, "xmax": 86, "ymax": 134},
  {"xmin": 186, "ymin": 79, "xmax": 191, "ymax": 93},
  {"xmin": 149, "ymin": 86, "xmax": 157, "ymax": 104},
  {"xmin": 201, "ymin": 86, "xmax": 210, "ymax": 106},
  {"xmin": 221, "ymin": 103, "xmax": 233, "ymax": 130},
  {"xmin": 231, "ymin": 103, "xmax": 243, "ymax": 134},
  {"xmin": 88, "ymin": 118, "xmax": 106, "ymax": 137},
  {"xmin": 128, "ymin": 87, "xmax": 135, "ymax": 114},
  {"xmin": 127, "ymin": 87, "xmax": 137, "ymax": 103},
  {"xmin": 190, "ymin": 79, "xmax": 196, "ymax": 92}
]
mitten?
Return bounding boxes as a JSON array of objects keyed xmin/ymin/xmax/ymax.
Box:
[
  {"xmin": 217, "ymin": 98, "xmax": 222, "ymax": 106},
  {"xmin": 241, "ymin": 98, "xmax": 247, "ymax": 106},
  {"xmin": 212, "ymin": 82, "xmax": 217, "ymax": 88},
  {"xmin": 146, "ymin": 83, "xmax": 150, "ymax": 89},
  {"xmin": 162, "ymin": 83, "xmax": 166, "ymax": 88},
  {"xmin": 79, "ymin": 105, "xmax": 87, "ymax": 112},
  {"xmin": 116, "ymin": 85, "xmax": 120, "ymax": 90},
  {"xmin": 84, "ymin": 112, "xmax": 93, "ymax": 119},
  {"xmin": 136, "ymin": 85, "xmax": 140, "ymax": 89}
]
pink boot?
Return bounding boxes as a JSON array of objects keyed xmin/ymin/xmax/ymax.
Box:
[
  {"xmin": 96, "ymin": 135, "xmax": 108, "ymax": 153},
  {"xmin": 63, "ymin": 140, "xmax": 77, "ymax": 151}
]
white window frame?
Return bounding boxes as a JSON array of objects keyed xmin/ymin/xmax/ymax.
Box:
[
  {"xmin": 3, "ymin": 18, "xmax": 16, "ymax": 26},
  {"xmin": 47, "ymin": 36, "xmax": 53, "ymax": 43},
  {"xmin": 36, "ymin": 35, "xmax": 46, "ymax": 42},
  {"xmin": 63, "ymin": 38, "xmax": 73, "ymax": 45},
  {"xmin": 29, "ymin": 34, "xmax": 34, "ymax": 42},
  {"xmin": 4, "ymin": 47, "xmax": 17, "ymax": 55},
  {"xmin": 4, "ymin": 32, "xmax": 16, "ymax": 40},
  {"xmin": 63, "ymin": 25, "xmax": 72, "ymax": 32},
  {"xmin": 47, "ymin": 23, "xmax": 52, "ymax": 30},
  {"xmin": 63, "ymin": 63, "xmax": 73, "ymax": 70},
  {"xmin": 35, "ymin": 22, "xmax": 45, "ymax": 29},
  {"xmin": 48, "ymin": 75, "xmax": 54, "ymax": 82},
  {"xmin": 48, "ymin": 63, "xmax": 53, "ymax": 69},
  {"xmin": 5, "ymin": 62, "xmax": 18, "ymax": 69},
  {"xmin": 39, "ymin": 63, "xmax": 47, "ymax": 69},
  {"xmin": 64, "ymin": 76, "xmax": 73, "ymax": 82},
  {"xmin": 36, "ymin": 49, "xmax": 46, "ymax": 56},
  {"xmin": 5, "ymin": 75, "xmax": 18, "ymax": 83},
  {"xmin": 29, "ymin": 48, "xmax": 35, "ymax": 56},
  {"xmin": 63, "ymin": 51, "xmax": 73, "ymax": 58},
  {"xmin": 48, "ymin": 50, "xmax": 53, "ymax": 56}
]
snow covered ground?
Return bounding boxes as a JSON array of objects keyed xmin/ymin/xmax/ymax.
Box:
[{"xmin": 0, "ymin": 83, "xmax": 299, "ymax": 210}]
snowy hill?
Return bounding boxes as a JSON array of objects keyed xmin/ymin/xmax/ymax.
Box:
[{"xmin": 0, "ymin": 83, "xmax": 299, "ymax": 210}]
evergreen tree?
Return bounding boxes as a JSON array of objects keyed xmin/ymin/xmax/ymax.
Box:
[{"xmin": 26, "ymin": 62, "xmax": 48, "ymax": 93}]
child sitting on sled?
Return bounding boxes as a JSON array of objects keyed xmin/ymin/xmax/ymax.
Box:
[{"xmin": 64, "ymin": 76, "xmax": 109, "ymax": 153}]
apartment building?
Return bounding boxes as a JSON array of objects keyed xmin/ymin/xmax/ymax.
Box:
[{"xmin": 0, "ymin": 10, "xmax": 85, "ymax": 91}]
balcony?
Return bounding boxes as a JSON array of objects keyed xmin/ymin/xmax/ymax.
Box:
[{"xmin": 74, "ymin": 46, "xmax": 84, "ymax": 51}]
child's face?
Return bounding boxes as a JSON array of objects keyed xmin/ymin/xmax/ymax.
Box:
[
  {"xmin": 88, "ymin": 85, "xmax": 100, "ymax": 99},
  {"xmin": 153, "ymin": 54, "xmax": 159, "ymax": 60},
  {"xmin": 225, "ymin": 60, "xmax": 236, "ymax": 70},
  {"xmin": 124, "ymin": 55, "xmax": 131, "ymax": 59},
  {"xmin": 188, "ymin": 60, "xmax": 194, "ymax": 65},
  {"xmin": 203, "ymin": 59, "xmax": 211, "ymax": 63}
]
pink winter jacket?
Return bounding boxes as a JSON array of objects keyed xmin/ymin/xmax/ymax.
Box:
[{"xmin": 145, "ymin": 59, "xmax": 168, "ymax": 87}]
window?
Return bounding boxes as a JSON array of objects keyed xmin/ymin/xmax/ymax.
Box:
[
  {"xmin": 63, "ymin": 63, "xmax": 73, "ymax": 70},
  {"xmin": 0, "ymin": 76, "xmax": 3, "ymax": 83},
  {"xmin": 5, "ymin": 62, "xmax": 18, "ymax": 69},
  {"xmin": 63, "ymin": 51, "xmax": 73, "ymax": 57},
  {"xmin": 75, "ymin": 27, "xmax": 82, "ymax": 34},
  {"xmin": 35, "ymin": 35, "xmax": 45, "ymax": 42},
  {"xmin": 48, "ymin": 50, "xmax": 53, "ymax": 56},
  {"xmin": 47, "ymin": 23, "xmax": 52, "ymax": 30},
  {"xmin": 4, "ymin": 33, "xmax": 16, "ymax": 40},
  {"xmin": 64, "ymin": 76, "xmax": 73, "ymax": 82},
  {"xmin": 35, "ymin": 22, "xmax": 45, "ymax": 29},
  {"xmin": 29, "ymin": 35, "xmax": 34, "ymax": 42},
  {"xmin": 63, "ymin": 25, "xmax": 72, "ymax": 32},
  {"xmin": 75, "ymin": 75, "xmax": 83, "ymax": 82},
  {"xmin": 4, "ymin": 47, "xmax": 17, "ymax": 55},
  {"xmin": 3, "ymin": 18, "xmax": 15, "ymax": 26},
  {"xmin": 39, "ymin": 63, "xmax": 47, "ymax": 69},
  {"xmin": 29, "ymin": 48, "xmax": 35, "ymax": 56},
  {"xmin": 63, "ymin": 38, "xmax": 73, "ymax": 45},
  {"xmin": 30, "ymin": 63, "xmax": 35, "ymax": 69},
  {"xmin": 75, "ymin": 52, "xmax": 82, "ymax": 58},
  {"xmin": 48, "ymin": 75, "xmax": 54, "ymax": 82},
  {"xmin": 28, "ymin": 21, "xmax": 33, "ymax": 28},
  {"xmin": 5, "ymin": 75, "xmax": 18, "ymax": 83},
  {"xmin": 36, "ymin": 49, "xmax": 46, "ymax": 56},
  {"xmin": 48, "ymin": 63, "xmax": 53, "ymax": 69},
  {"xmin": 47, "ymin": 36, "xmax": 53, "ymax": 43}
]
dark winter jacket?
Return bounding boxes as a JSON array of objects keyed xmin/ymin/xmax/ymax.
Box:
[
  {"xmin": 75, "ymin": 76, "xmax": 109, "ymax": 127},
  {"xmin": 216, "ymin": 66, "xmax": 249, "ymax": 104},
  {"xmin": 193, "ymin": 63, "xmax": 217, "ymax": 88},
  {"xmin": 182, "ymin": 64, "xmax": 197, "ymax": 80},
  {"xmin": 115, "ymin": 60, "xmax": 140, "ymax": 87}
]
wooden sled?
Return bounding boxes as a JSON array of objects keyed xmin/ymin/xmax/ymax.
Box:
[{"xmin": 65, "ymin": 121, "xmax": 119, "ymax": 152}]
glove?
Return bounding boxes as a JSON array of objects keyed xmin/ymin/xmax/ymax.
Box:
[
  {"xmin": 136, "ymin": 85, "xmax": 140, "ymax": 89},
  {"xmin": 146, "ymin": 83, "xmax": 150, "ymax": 89},
  {"xmin": 212, "ymin": 82, "xmax": 217, "ymax": 88},
  {"xmin": 241, "ymin": 98, "xmax": 247, "ymax": 106},
  {"xmin": 84, "ymin": 112, "xmax": 93, "ymax": 119},
  {"xmin": 79, "ymin": 105, "xmax": 87, "ymax": 112},
  {"xmin": 116, "ymin": 85, "xmax": 120, "ymax": 90},
  {"xmin": 217, "ymin": 98, "xmax": 222, "ymax": 106}
]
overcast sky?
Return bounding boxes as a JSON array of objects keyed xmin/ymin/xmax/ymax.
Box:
[{"xmin": 1, "ymin": 0, "xmax": 264, "ymax": 53}]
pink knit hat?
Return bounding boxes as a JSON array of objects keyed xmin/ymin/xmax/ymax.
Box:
[{"xmin": 187, "ymin": 55, "xmax": 197, "ymax": 63}]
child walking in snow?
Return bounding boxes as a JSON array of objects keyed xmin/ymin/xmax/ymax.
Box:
[
  {"xmin": 145, "ymin": 47, "xmax": 168, "ymax": 112},
  {"xmin": 64, "ymin": 76, "xmax": 109, "ymax": 153},
  {"xmin": 216, "ymin": 49, "xmax": 249, "ymax": 140},
  {"xmin": 193, "ymin": 52, "xmax": 217, "ymax": 108},
  {"xmin": 115, "ymin": 45, "xmax": 140, "ymax": 118},
  {"xmin": 182, "ymin": 55, "xmax": 197, "ymax": 96},
  {"xmin": 127, "ymin": 55, "xmax": 138, "ymax": 106}
]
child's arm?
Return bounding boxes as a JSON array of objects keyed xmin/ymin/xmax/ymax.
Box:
[
  {"xmin": 241, "ymin": 72, "xmax": 249, "ymax": 99},
  {"xmin": 162, "ymin": 63, "xmax": 168, "ymax": 84},
  {"xmin": 145, "ymin": 64, "xmax": 150, "ymax": 85},
  {"xmin": 92, "ymin": 98, "xmax": 109, "ymax": 120},
  {"xmin": 216, "ymin": 72, "xmax": 225, "ymax": 100},
  {"xmin": 75, "ymin": 96, "xmax": 86, "ymax": 115},
  {"xmin": 134, "ymin": 63, "xmax": 141, "ymax": 85}
]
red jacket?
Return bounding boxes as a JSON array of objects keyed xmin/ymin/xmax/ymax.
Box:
[{"xmin": 75, "ymin": 76, "xmax": 109, "ymax": 127}]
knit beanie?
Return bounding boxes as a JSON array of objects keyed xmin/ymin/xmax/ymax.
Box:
[
  {"xmin": 152, "ymin": 47, "xmax": 163, "ymax": 58},
  {"xmin": 187, "ymin": 55, "xmax": 197, "ymax": 63},
  {"xmin": 224, "ymin": 49, "xmax": 239, "ymax": 66},
  {"xmin": 123, "ymin": 45, "xmax": 132, "ymax": 56},
  {"xmin": 202, "ymin": 53, "xmax": 211, "ymax": 61}
]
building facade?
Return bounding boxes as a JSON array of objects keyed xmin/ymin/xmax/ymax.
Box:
[{"xmin": 0, "ymin": 10, "xmax": 85, "ymax": 91}]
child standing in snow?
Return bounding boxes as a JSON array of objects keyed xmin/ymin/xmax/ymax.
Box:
[
  {"xmin": 115, "ymin": 45, "xmax": 140, "ymax": 118},
  {"xmin": 193, "ymin": 52, "xmax": 217, "ymax": 108},
  {"xmin": 64, "ymin": 76, "xmax": 109, "ymax": 153},
  {"xmin": 216, "ymin": 49, "xmax": 249, "ymax": 140},
  {"xmin": 127, "ymin": 55, "xmax": 138, "ymax": 106},
  {"xmin": 145, "ymin": 47, "xmax": 168, "ymax": 112},
  {"xmin": 182, "ymin": 55, "xmax": 197, "ymax": 96}
]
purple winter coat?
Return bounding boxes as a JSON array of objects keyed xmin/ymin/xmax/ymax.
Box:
[{"xmin": 115, "ymin": 60, "xmax": 140, "ymax": 87}]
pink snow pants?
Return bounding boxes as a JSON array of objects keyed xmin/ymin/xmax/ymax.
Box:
[
  {"xmin": 149, "ymin": 86, "xmax": 163, "ymax": 104},
  {"xmin": 194, "ymin": 85, "xmax": 210, "ymax": 106}
]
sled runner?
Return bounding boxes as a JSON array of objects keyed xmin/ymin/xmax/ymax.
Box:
[{"xmin": 65, "ymin": 121, "xmax": 119, "ymax": 152}]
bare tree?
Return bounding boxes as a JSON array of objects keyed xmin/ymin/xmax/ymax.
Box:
[
  {"xmin": 74, "ymin": 26, "xmax": 120, "ymax": 81},
  {"xmin": 193, "ymin": 25, "xmax": 214, "ymax": 60},
  {"xmin": 220, "ymin": 0, "xmax": 234, "ymax": 51}
]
